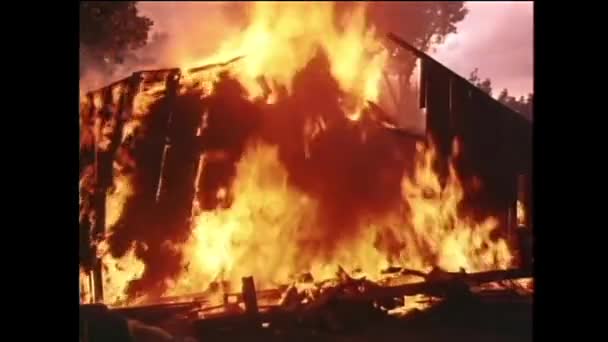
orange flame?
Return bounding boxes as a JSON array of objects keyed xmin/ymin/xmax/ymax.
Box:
[
  {"xmin": 167, "ymin": 144, "xmax": 320, "ymax": 295},
  {"xmin": 111, "ymin": 84, "xmax": 124, "ymax": 107},
  {"xmin": 132, "ymin": 82, "xmax": 166, "ymax": 118},
  {"xmin": 97, "ymin": 239, "xmax": 146, "ymax": 306},
  {"xmin": 401, "ymin": 141, "xmax": 513, "ymax": 273},
  {"xmin": 81, "ymin": 2, "xmax": 521, "ymax": 305},
  {"xmin": 80, "ymin": 136, "xmax": 143, "ymax": 306},
  {"xmin": 183, "ymin": 2, "xmax": 387, "ymax": 118},
  {"xmin": 100, "ymin": 142, "xmax": 144, "ymax": 306},
  {"xmin": 163, "ymin": 139, "xmax": 513, "ymax": 298},
  {"xmin": 79, "ymin": 267, "xmax": 93, "ymax": 304},
  {"xmin": 106, "ymin": 172, "xmax": 134, "ymax": 229},
  {"xmin": 89, "ymin": 138, "xmax": 517, "ymax": 304}
]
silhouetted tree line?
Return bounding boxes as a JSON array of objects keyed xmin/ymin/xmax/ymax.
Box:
[{"xmin": 468, "ymin": 68, "xmax": 533, "ymax": 121}]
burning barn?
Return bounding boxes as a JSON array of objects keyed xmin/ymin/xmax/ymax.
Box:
[{"xmin": 79, "ymin": 3, "xmax": 532, "ymax": 341}]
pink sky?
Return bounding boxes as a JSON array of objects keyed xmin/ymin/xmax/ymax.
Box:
[{"xmin": 432, "ymin": 1, "xmax": 534, "ymax": 98}]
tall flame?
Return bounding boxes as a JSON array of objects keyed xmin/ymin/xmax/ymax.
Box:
[
  {"xmin": 167, "ymin": 139, "xmax": 513, "ymax": 297},
  {"xmin": 97, "ymin": 239, "xmax": 146, "ymax": 306},
  {"xmin": 167, "ymin": 144, "xmax": 320, "ymax": 295},
  {"xmin": 184, "ymin": 2, "xmax": 387, "ymax": 118},
  {"xmin": 80, "ymin": 2, "xmax": 520, "ymax": 305},
  {"xmin": 80, "ymin": 141, "xmax": 144, "ymax": 306},
  {"xmin": 401, "ymin": 141, "xmax": 513, "ymax": 273}
]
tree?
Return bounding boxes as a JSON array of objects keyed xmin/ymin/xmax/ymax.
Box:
[
  {"xmin": 80, "ymin": 1, "xmax": 153, "ymax": 76},
  {"xmin": 360, "ymin": 2, "xmax": 468, "ymax": 52},
  {"xmin": 498, "ymin": 88, "xmax": 509, "ymax": 103},
  {"xmin": 469, "ymin": 69, "xmax": 533, "ymax": 120},
  {"xmin": 496, "ymin": 89, "xmax": 532, "ymax": 120},
  {"xmin": 354, "ymin": 2, "xmax": 469, "ymax": 114},
  {"xmin": 368, "ymin": 2, "xmax": 468, "ymax": 82},
  {"xmin": 468, "ymin": 68, "xmax": 493, "ymax": 96},
  {"xmin": 493, "ymin": 88, "xmax": 533, "ymax": 120}
]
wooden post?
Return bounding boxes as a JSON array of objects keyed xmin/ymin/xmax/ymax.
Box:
[{"xmin": 241, "ymin": 276, "xmax": 260, "ymax": 326}]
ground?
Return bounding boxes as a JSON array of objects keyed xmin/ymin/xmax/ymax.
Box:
[{"xmin": 190, "ymin": 292, "xmax": 532, "ymax": 342}]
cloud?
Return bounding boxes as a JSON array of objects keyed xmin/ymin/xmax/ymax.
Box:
[{"xmin": 432, "ymin": 1, "xmax": 533, "ymax": 98}]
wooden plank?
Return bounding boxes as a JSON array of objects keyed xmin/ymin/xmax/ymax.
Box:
[
  {"xmin": 242, "ymin": 276, "xmax": 260, "ymax": 316},
  {"xmin": 187, "ymin": 56, "xmax": 245, "ymax": 74}
]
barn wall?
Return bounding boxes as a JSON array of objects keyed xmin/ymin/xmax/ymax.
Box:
[{"xmin": 420, "ymin": 57, "xmax": 532, "ymax": 236}]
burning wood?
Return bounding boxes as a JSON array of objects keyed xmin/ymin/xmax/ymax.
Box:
[
  {"xmin": 79, "ymin": 3, "xmax": 532, "ymax": 325},
  {"xmin": 80, "ymin": 266, "xmax": 530, "ymax": 342}
]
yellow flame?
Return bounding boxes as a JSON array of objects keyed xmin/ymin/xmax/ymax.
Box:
[
  {"xmin": 97, "ymin": 240, "xmax": 146, "ymax": 306},
  {"xmin": 94, "ymin": 165, "xmax": 141, "ymax": 305},
  {"xmin": 79, "ymin": 268, "xmax": 93, "ymax": 304},
  {"xmin": 167, "ymin": 144, "xmax": 320, "ymax": 295},
  {"xmin": 92, "ymin": 92, "xmax": 103, "ymax": 111},
  {"xmin": 387, "ymin": 294, "xmax": 442, "ymax": 316},
  {"xmin": 164, "ymin": 139, "xmax": 514, "ymax": 299},
  {"xmin": 91, "ymin": 137, "xmax": 516, "ymax": 305},
  {"xmin": 401, "ymin": 141, "xmax": 513, "ymax": 272},
  {"xmin": 132, "ymin": 82, "xmax": 166, "ymax": 118},
  {"xmin": 106, "ymin": 173, "xmax": 134, "ymax": 229},
  {"xmin": 84, "ymin": 2, "xmax": 522, "ymax": 305},
  {"xmin": 112, "ymin": 84, "xmax": 124, "ymax": 107},
  {"xmin": 183, "ymin": 2, "xmax": 387, "ymax": 119}
]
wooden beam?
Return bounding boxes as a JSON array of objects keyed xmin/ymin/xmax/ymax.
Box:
[{"xmin": 242, "ymin": 276, "xmax": 259, "ymax": 316}]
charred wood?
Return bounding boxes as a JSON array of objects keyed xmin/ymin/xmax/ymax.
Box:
[{"xmin": 242, "ymin": 276, "xmax": 261, "ymax": 323}]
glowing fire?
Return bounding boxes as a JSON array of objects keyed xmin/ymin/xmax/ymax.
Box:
[
  {"xmin": 97, "ymin": 240, "xmax": 146, "ymax": 306},
  {"xmin": 79, "ymin": 2, "xmax": 523, "ymax": 307},
  {"xmin": 82, "ymin": 138, "xmax": 516, "ymax": 305},
  {"xmin": 164, "ymin": 139, "xmax": 513, "ymax": 298},
  {"xmin": 183, "ymin": 2, "xmax": 387, "ymax": 118},
  {"xmin": 401, "ymin": 140, "xmax": 513, "ymax": 273},
  {"xmin": 106, "ymin": 173, "xmax": 134, "ymax": 229},
  {"xmin": 166, "ymin": 144, "xmax": 320, "ymax": 295},
  {"xmin": 79, "ymin": 241, "xmax": 146, "ymax": 306},
  {"xmin": 80, "ymin": 172, "xmax": 143, "ymax": 305},
  {"xmin": 80, "ymin": 267, "xmax": 93, "ymax": 304},
  {"xmin": 132, "ymin": 81, "xmax": 166, "ymax": 117}
]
